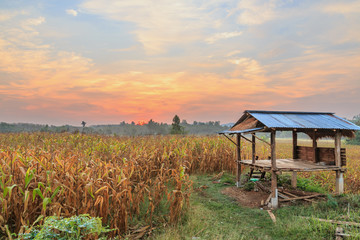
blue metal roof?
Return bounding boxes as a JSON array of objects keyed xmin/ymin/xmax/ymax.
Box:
[{"xmin": 246, "ymin": 110, "xmax": 360, "ymax": 130}]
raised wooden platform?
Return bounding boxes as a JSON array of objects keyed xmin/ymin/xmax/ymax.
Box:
[{"xmin": 240, "ymin": 159, "xmax": 344, "ymax": 172}]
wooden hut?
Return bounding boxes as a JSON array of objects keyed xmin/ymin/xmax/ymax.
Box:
[{"xmin": 220, "ymin": 110, "xmax": 360, "ymax": 208}]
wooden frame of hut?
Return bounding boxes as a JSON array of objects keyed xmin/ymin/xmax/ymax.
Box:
[{"xmin": 220, "ymin": 110, "xmax": 360, "ymax": 208}]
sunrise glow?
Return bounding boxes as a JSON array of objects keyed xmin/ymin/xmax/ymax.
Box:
[
  {"xmin": 137, "ymin": 120, "xmax": 147, "ymax": 126},
  {"xmin": 0, "ymin": 1, "xmax": 359, "ymax": 125}
]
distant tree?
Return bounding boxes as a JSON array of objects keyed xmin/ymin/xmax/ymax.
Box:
[
  {"xmin": 81, "ymin": 121, "xmax": 86, "ymax": 128},
  {"xmin": 170, "ymin": 115, "xmax": 184, "ymax": 134},
  {"xmin": 181, "ymin": 119, "xmax": 188, "ymax": 125},
  {"xmin": 347, "ymin": 114, "xmax": 360, "ymax": 145}
]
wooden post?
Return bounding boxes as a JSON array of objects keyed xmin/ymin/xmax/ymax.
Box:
[
  {"xmin": 252, "ymin": 134, "xmax": 256, "ymax": 164},
  {"xmin": 291, "ymin": 172, "xmax": 297, "ymax": 188},
  {"xmin": 336, "ymin": 171, "xmax": 344, "ymax": 194},
  {"xmin": 335, "ymin": 130, "xmax": 341, "ymax": 167},
  {"xmin": 292, "ymin": 130, "xmax": 297, "ymax": 159},
  {"xmin": 236, "ymin": 134, "xmax": 242, "ymax": 187},
  {"xmin": 313, "ymin": 130, "xmax": 317, "ymax": 162},
  {"xmin": 270, "ymin": 130, "xmax": 278, "ymax": 208},
  {"xmin": 271, "ymin": 130, "xmax": 276, "ymax": 169},
  {"xmin": 335, "ymin": 130, "xmax": 343, "ymax": 194}
]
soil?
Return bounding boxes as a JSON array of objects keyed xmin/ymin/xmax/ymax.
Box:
[{"xmin": 221, "ymin": 187, "xmax": 269, "ymax": 208}]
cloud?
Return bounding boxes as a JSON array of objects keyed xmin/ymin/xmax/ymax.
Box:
[
  {"xmin": 1, "ymin": 1, "xmax": 360, "ymax": 124},
  {"xmin": 0, "ymin": 10, "xmax": 26, "ymax": 22},
  {"xmin": 228, "ymin": 58, "xmax": 265, "ymax": 77},
  {"xmin": 66, "ymin": 9, "xmax": 78, "ymax": 16},
  {"xmin": 79, "ymin": 0, "xmax": 212, "ymax": 54},
  {"xmin": 26, "ymin": 16, "xmax": 45, "ymax": 26},
  {"xmin": 323, "ymin": 2, "xmax": 360, "ymax": 14},
  {"xmin": 236, "ymin": 0, "xmax": 278, "ymax": 25},
  {"xmin": 206, "ymin": 31, "xmax": 242, "ymax": 44}
]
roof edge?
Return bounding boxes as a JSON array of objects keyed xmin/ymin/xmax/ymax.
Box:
[
  {"xmin": 219, "ymin": 127, "xmax": 265, "ymax": 135},
  {"xmin": 245, "ymin": 110, "xmax": 335, "ymax": 115}
]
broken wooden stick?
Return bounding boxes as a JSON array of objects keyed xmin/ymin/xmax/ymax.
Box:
[
  {"xmin": 267, "ymin": 210, "xmax": 276, "ymax": 224},
  {"xmin": 335, "ymin": 227, "xmax": 349, "ymax": 240},
  {"xmin": 279, "ymin": 193, "xmax": 323, "ymax": 202},
  {"xmin": 281, "ymin": 190, "xmax": 314, "ymax": 202},
  {"xmin": 255, "ymin": 182, "xmax": 270, "ymax": 193},
  {"xmin": 300, "ymin": 216, "xmax": 360, "ymax": 228},
  {"xmin": 264, "ymin": 193, "xmax": 272, "ymax": 206},
  {"xmin": 211, "ymin": 171, "xmax": 224, "ymax": 180}
]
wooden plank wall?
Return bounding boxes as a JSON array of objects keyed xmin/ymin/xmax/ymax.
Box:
[
  {"xmin": 297, "ymin": 146, "xmax": 315, "ymax": 162},
  {"xmin": 296, "ymin": 146, "xmax": 346, "ymax": 166}
]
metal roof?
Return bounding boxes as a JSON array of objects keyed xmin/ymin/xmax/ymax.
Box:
[{"xmin": 245, "ymin": 110, "xmax": 360, "ymax": 130}]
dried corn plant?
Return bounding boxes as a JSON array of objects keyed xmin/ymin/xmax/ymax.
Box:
[
  {"xmin": 0, "ymin": 133, "xmax": 195, "ymax": 237},
  {"xmin": 1, "ymin": 133, "xmax": 358, "ymax": 238}
]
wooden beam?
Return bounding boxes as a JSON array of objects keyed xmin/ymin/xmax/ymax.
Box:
[
  {"xmin": 252, "ymin": 134, "xmax": 256, "ymax": 164},
  {"xmin": 252, "ymin": 133, "xmax": 271, "ymax": 146},
  {"xmin": 313, "ymin": 131, "xmax": 317, "ymax": 162},
  {"xmin": 270, "ymin": 130, "xmax": 278, "ymax": 208},
  {"xmin": 281, "ymin": 189, "xmax": 313, "ymax": 202},
  {"xmin": 335, "ymin": 130, "xmax": 343, "ymax": 194},
  {"xmin": 335, "ymin": 130, "xmax": 341, "ymax": 167},
  {"xmin": 236, "ymin": 134, "xmax": 242, "ymax": 187},
  {"xmin": 336, "ymin": 171, "xmax": 344, "ymax": 194},
  {"xmin": 221, "ymin": 134, "xmax": 238, "ymax": 146},
  {"xmin": 279, "ymin": 193, "xmax": 323, "ymax": 202},
  {"xmin": 271, "ymin": 131, "xmax": 276, "ymax": 170},
  {"xmin": 292, "ymin": 131, "xmax": 297, "ymax": 159},
  {"xmin": 240, "ymin": 135, "xmax": 253, "ymax": 143},
  {"xmin": 291, "ymin": 172, "xmax": 297, "ymax": 188}
]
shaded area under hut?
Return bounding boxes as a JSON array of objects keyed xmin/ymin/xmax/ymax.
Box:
[{"xmin": 219, "ymin": 110, "xmax": 360, "ymax": 208}]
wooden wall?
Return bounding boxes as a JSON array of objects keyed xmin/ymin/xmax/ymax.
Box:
[{"xmin": 296, "ymin": 146, "xmax": 346, "ymax": 166}]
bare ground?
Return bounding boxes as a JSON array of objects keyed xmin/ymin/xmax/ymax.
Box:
[{"xmin": 221, "ymin": 187, "xmax": 269, "ymax": 208}]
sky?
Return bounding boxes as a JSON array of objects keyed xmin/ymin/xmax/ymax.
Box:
[{"xmin": 0, "ymin": 0, "xmax": 359, "ymax": 126}]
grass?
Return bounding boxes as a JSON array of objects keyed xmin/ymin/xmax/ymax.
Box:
[{"xmin": 152, "ymin": 173, "xmax": 360, "ymax": 240}]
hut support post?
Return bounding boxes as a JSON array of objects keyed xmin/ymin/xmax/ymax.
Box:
[
  {"xmin": 313, "ymin": 131, "xmax": 317, "ymax": 162},
  {"xmin": 336, "ymin": 171, "xmax": 344, "ymax": 194},
  {"xmin": 292, "ymin": 130, "xmax": 297, "ymax": 159},
  {"xmin": 236, "ymin": 134, "xmax": 242, "ymax": 187},
  {"xmin": 270, "ymin": 130, "xmax": 278, "ymax": 208},
  {"xmin": 335, "ymin": 130, "xmax": 344, "ymax": 194},
  {"xmin": 252, "ymin": 134, "xmax": 256, "ymax": 164},
  {"xmin": 292, "ymin": 131, "xmax": 298, "ymax": 188},
  {"xmin": 291, "ymin": 172, "xmax": 297, "ymax": 188}
]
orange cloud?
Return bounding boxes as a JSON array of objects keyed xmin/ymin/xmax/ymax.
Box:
[{"xmin": 1, "ymin": 4, "xmax": 360, "ymax": 124}]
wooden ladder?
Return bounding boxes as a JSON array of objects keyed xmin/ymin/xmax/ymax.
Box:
[{"xmin": 248, "ymin": 169, "xmax": 266, "ymax": 181}]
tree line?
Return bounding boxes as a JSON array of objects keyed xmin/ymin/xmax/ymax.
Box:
[
  {"xmin": 0, "ymin": 115, "xmax": 229, "ymax": 136},
  {"xmin": 1, "ymin": 114, "xmax": 359, "ymax": 143}
]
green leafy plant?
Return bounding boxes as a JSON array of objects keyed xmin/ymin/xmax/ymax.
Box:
[
  {"xmin": 243, "ymin": 181, "xmax": 255, "ymax": 191},
  {"xmin": 18, "ymin": 214, "xmax": 114, "ymax": 240},
  {"xmin": 277, "ymin": 174, "xmax": 291, "ymax": 187},
  {"xmin": 297, "ymin": 178, "xmax": 325, "ymax": 193}
]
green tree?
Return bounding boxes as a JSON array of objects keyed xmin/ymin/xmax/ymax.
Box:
[
  {"xmin": 347, "ymin": 114, "xmax": 360, "ymax": 145},
  {"xmin": 170, "ymin": 115, "xmax": 184, "ymax": 134}
]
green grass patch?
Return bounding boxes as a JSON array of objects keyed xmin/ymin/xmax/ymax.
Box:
[{"xmin": 152, "ymin": 173, "xmax": 360, "ymax": 240}]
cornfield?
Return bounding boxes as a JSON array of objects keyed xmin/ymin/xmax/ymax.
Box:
[{"xmin": 0, "ymin": 133, "xmax": 359, "ymax": 238}]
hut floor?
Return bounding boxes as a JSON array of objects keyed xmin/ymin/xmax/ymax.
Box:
[{"xmin": 240, "ymin": 159, "xmax": 342, "ymax": 172}]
